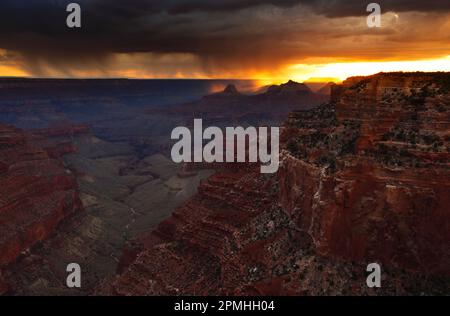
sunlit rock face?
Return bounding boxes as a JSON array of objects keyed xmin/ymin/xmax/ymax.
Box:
[
  {"xmin": 280, "ymin": 72, "xmax": 450, "ymax": 275},
  {"xmin": 99, "ymin": 73, "xmax": 449, "ymax": 296},
  {"xmin": 0, "ymin": 124, "xmax": 82, "ymax": 275}
]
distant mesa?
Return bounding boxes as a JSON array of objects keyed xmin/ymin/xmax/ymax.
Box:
[
  {"xmin": 217, "ymin": 81, "xmax": 313, "ymax": 96},
  {"xmin": 205, "ymin": 84, "xmax": 242, "ymax": 99},
  {"xmin": 267, "ymin": 80, "xmax": 312, "ymax": 95},
  {"xmin": 171, "ymin": 79, "xmax": 327, "ymax": 123},
  {"xmin": 223, "ymin": 84, "xmax": 239, "ymax": 95}
]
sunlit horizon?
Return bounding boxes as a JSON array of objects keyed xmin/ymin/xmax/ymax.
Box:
[{"xmin": 1, "ymin": 56, "xmax": 450, "ymax": 89}]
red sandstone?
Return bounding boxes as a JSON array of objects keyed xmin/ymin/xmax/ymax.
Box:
[
  {"xmin": 0, "ymin": 124, "xmax": 83, "ymax": 292},
  {"xmin": 99, "ymin": 73, "xmax": 450, "ymax": 296}
]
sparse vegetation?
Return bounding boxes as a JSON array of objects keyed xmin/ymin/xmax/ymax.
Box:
[
  {"xmin": 286, "ymin": 113, "xmax": 360, "ymax": 171},
  {"xmin": 375, "ymin": 144, "xmax": 414, "ymax": 167},
  {"xmin": 382, "ymin": 125, "xmax": 443, "ymax": 150}
]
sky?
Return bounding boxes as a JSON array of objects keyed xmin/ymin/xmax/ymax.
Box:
[{"xmin": 0, "ymin": 0, "xmax": 449, "ymax": 83}]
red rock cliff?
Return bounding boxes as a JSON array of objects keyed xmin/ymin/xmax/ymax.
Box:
[
  {"xmin": 281, "ymin": 72, "xmax": 450, "ymax": 275},
  {"xmin": 99, "ymin": 73, "xmax": 450, "ymax": 296},
  {"xmin": 0, "ymin": 124, "xmax": 82, "ymax": 293}
]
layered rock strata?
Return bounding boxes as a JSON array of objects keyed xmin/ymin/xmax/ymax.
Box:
[
  {"xmin": 0, "ymin": 124, "xmax": 82, "ymax": 294},
  {"xmin": 281, "ymin": 73, "xmax": 450, "ymax": 275},
  {"xmin": 100, "ymin": 73, "xmax": 450, "ymax": 295}
]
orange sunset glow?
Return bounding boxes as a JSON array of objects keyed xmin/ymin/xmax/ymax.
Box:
[{"xmin": 2, "ymin": 55, "xmax": 450, "ymax": 85}]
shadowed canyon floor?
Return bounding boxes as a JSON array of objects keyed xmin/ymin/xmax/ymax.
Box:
[{"xmin": 2, "ymin": 129, "xmax": 213, "ymax": 295}]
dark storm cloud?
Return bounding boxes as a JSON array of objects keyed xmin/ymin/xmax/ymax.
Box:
[
  {"xmin": 0, "ymin": 0, "xmax": 449, "ymax": 76},
  {"xmin": 83, "ymin": 0, "xmax": 450, "ymax": 16},
  {"xmin": 301, "ymin": 0, "xmax": 450, "ymax": 17},
  {"xmin": 79, "ymin": 0, "xmax": 450, "ymax": 16}
]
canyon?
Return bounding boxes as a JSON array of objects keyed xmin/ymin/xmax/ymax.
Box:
[
  {"xmin": 0, "ymin": 74, "xmax": 448, "ymax": 295},
  {"xmin": 99, "ymin": 73, "xmax": 450, "ymax": 295},
  {"xmin": 0, "ymin": 124, "xmax": 82, "ymax": 294},
  {"xmin": 1, "ymin": 124, "xmax": 214, "ymax": 295},
  {"xmin": 0, "ymin": 78, "xmax": 323, "ymax": 295}
]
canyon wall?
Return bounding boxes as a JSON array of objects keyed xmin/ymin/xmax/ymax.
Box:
[
  {"xmin": 100, "ymin": 73, "xmax": 450, "ymax": 295},
  {"xmin": 0, "ymin": 124, "xmax": 82, "ymax": 294},
  {"xmin": 280, "ymin": 73, "xmax": 450, "ymax": 275}
]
